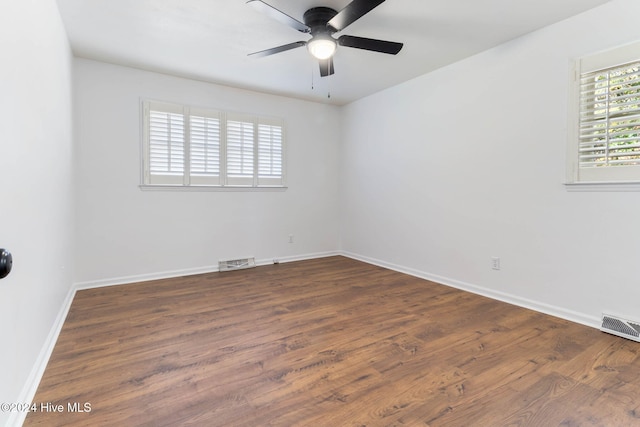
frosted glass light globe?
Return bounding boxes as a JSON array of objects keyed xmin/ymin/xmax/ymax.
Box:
[{"xmin": 307, "ymin": 36, "xmax": 337, "ymax": 60}]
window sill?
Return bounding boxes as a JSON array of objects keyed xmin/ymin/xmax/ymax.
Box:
[
  {"xmin": 564, "ymin": 181, "xmax": 640, "ymax": 192},
  {"xmin": 139, "ymin": 184, "xmax": 288, "ymax": 192}
]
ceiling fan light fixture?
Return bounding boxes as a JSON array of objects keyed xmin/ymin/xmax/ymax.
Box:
[
  {"xmin": 307, "ymin": 35, "xmax": 337, "ymax": 60},
  {"xmin": 248, "ymin": 0, "xmax": 404, "ymax": 78}
]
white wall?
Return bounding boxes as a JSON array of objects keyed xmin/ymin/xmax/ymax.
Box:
[
  {"xmin": 3, "ymin": 0, "xmax": 638, "ymax": 421},
  {"xmin": 0, "ymin": 0, "xmax": 74, "ymax": 423},
  {"xmin": 74, "ymin": 59, "xmax": 341, "ymax": 285},
  {"xmin": 340, "ymin": 0, "xmax": 640, "ymax": 327}
]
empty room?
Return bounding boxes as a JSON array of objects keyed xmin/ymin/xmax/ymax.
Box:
[{"xmin": 2, "ymin": 0, "xmax": 640, "ymax": 425}]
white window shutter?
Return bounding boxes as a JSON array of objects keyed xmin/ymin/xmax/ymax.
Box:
[
  {"xmin": 226, "ymin": 115, "xmax": 255, "ymax": 186},
  {"xmin": 142, "ymin": 100, "xmax": 285, "ymax": 189},
  {"xmin": 578, "ymin": 63, "xmax": 640, "ymax": 179},
  {"xmin": 571, "ymin": 42, "xmax": 640, "ymax": 184},
  {"xmin": 145, "ymin": 101, "xmax": 185, "ymax": 185},
  {"xmin": 190, "ymin": 108, "xmax": 221, "ymax": 186},
  {"xmin": 257, "ymin": 118, "xmax": 284, "ymax": 186}
]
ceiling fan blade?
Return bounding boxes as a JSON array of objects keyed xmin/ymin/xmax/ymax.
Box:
[
  {"xmin": 248, "ymin": 41, "xmax": 306, "ymax": 57},
  {"xmin": 338, "ymin": 35, "xmax": 403, "ymax": 55},
  {"xmin": 319, "ymin": 57, "xmax": 335, "ymax": 77},
  {"xmin": 247, "ymin": 0, "xmax": 310, "ymax": 33},
  {"xmin": 327, "ymin": 0, "xmax": 385, "ymax": 32}
]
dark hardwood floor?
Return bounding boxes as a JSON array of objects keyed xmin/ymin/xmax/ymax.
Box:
[{"xmin": 24, "ymin": 256, "xmax": 640, "ymax": 426}]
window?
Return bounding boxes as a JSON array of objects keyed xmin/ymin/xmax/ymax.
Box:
[
  {"xmin": 142, "ymin": 100, "xmax": 285, "ymax": 188},
  {"xmin": 568, "ymin": 42, "xmax": 640, "ymax": 186}
]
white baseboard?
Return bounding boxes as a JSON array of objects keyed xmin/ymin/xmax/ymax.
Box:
[
  {"xmin": 74, "ymin": 251, "xmax": 341, "ymax": 291},
  {"xmin": 260, "ymin": 251, "xmax": 340, "ymax": 266},
  {"xmin": 340, "ymin": 250, "xmax": 601, "ymax": 330},
  {"xmin": 74, "ymin": 265, "xmax": 219, "ymax": 291},
  {"xmin": 6, "ymin": 285, "xmax": 77, "ymax": 427}
]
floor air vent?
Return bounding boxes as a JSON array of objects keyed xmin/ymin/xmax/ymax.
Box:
[
  {"xmin": 601, "ymin": 314, "xmax": 640, "ymax": 342},
  {"xmin": 218, "ymin": 257, "xmax": 256, "ymax": 272}
]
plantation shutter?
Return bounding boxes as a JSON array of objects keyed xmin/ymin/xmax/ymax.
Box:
[
  {"xmin": 573, "ymin": 43, "xmax": 640, "ymax": 183},
  {"xmin": 226, "ymin": 114, "xmax": 255, "ymax": 186},
  {"xmin": 142, "ymin": 100, "xmax": 286, "ymax": 188},
  {"xmin": 257, "ymin": 118, "xmax": 284, "ymax": 186},
  {"xmin": 190, "ymin": 108, "xmax": 221, "ymax": 185},
  {"xmin": 145, "ymin": 101, "xmax": 185, "ymax": 185}
]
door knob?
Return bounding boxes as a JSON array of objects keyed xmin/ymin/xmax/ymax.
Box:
[{"xmin": 0, "ymin": 249, "xmax": 12, "ymax": 279}]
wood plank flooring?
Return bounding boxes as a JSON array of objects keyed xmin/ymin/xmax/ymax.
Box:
[{"xmin": 24, "ymin": 256, "xmax": 640, "ymax": 426}]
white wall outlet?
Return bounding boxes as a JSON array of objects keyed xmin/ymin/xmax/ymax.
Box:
[
  {"xmin": 491, "ymin": 257, "xmax": 501, "ymax": 270},
  {"xmin": 288, "ymin": 234, "xmax": 294, "ymax": 243}
]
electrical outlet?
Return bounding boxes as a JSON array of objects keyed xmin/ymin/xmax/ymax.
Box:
[
  {"xmin": 288, "ymin": 234, "xmax": 294, "ymax": 243},
  {"xmin": 491, "ymin": 257, "xmax": 501, "ymax": 270}
]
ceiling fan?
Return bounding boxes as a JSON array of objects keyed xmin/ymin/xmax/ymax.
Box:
[{"xmin": 247, "ymin": 0, "xmax": 403, "ymax": 77}]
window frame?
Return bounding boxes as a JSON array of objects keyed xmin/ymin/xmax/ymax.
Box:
[
  {"xmin": 141, "ymin": 99, "xmax": 286, "ymax": 191},
  {"xmin": 567, "ymin": 41, "xmax": 640, "ymax": 190}
]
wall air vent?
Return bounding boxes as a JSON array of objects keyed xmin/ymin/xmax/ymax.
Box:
[
  {"xmin": 218, "ymin": 257, "xmax": 256, "ymax": 272},
  {"xmin": 601, "ymin": 314, "xmax": 640, "ymax": 342}
]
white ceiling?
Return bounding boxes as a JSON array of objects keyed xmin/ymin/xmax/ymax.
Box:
[{"xmin": 56, "ymin": 0, "xmax": 611, "ymax": 105}]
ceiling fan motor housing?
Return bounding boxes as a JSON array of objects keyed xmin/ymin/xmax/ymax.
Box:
[{"xmin": 303, "ymin": 7, "xmax": 338, "ymax": 34}]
